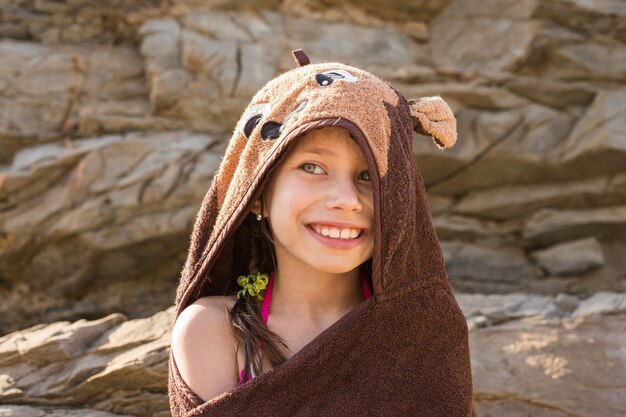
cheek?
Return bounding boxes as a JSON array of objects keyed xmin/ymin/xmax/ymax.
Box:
[
  {"xmin": 266, "ymin": 179, "xmax": 309, "ymax": 237},
  {"xmin": 269, "ymin": 177, "xmax": 311, "ymax": 213}
]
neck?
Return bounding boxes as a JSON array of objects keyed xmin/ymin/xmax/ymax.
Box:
[{"xmin": 270, "ymin": 260, "xmax": 364, "ymax": 326}]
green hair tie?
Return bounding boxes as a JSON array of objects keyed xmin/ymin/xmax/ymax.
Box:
[{"xmin": 237, "ymin": 272, "xmax": 269, "ymax": 300}]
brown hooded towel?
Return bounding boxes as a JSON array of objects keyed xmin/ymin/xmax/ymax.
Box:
[{"xmin": 168, "ymin": 49, "xmax": 477, "ymax": 416}]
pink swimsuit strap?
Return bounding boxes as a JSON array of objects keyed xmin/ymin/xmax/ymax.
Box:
[
  {"xmin": 259, "ymin": 271, "xmax": 275, "ymax": 325},
  {"xmin": 239, "ymin": 271, "xmax": 372, "ymax": 384}
]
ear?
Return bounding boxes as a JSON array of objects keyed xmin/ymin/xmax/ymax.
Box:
[
  {"xmin": 250, "ymin": 199, "xmax": 261, "ymax": 217},
  {"xmin": 408, "ymin": 96, "xmax": 457, "ymax": 150}
]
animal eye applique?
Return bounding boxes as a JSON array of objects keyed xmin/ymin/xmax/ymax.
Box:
[
  {"xmin": 260, "ymin": 122, "xmax": 282, "ymax": 140},
  {"xmin": 245, "ymin": 99, "xmax": 310, "ymax": 141},
  {"xmin": 243, "ymin": 115, "xmax": 262, "ymax": 138},
  {"xmin": 314, "ymin": 69, "xmax": 358, "ymax": 86},
  {"xmin": 241, "ymin": 103, "xmax": 270, "ymax": 139}
]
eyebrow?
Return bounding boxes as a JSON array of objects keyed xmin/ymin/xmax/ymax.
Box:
[{"xmin": 299, "ymin": 147, "xmax": 337, "ymax": 156}]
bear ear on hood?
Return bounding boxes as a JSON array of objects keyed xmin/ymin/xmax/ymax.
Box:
[{"xmin": 408, "ymin": 96, "xmax": 457, "ymax": 150}]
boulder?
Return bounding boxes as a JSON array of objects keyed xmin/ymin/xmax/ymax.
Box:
[
  {"xmin": 530, "ymin": 237, "xmax": 605, "ymax": 276},
  {"xmin": 572, "ymin": 291, "xmax": 626, "ymax": 317},
  {"xmin": 456, "ymin": 293, "xmax": 560, "ymax": 327},
  {"xmin": 522, "ymin": 206, "xmax": 626, "ymax": 245},
  {"xmin": 0, "ymin": 308, "xmax": 174, "ymax": 417},
  {"xmin": 441, "ymin": 241, "xmax": 541, "ymax": 293},
  {"xmin": 471, "ymin": 313, "xmax": 626, "ymax": 417}
]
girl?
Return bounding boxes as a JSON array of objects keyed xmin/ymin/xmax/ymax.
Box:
[{"xmin": 168, "ymin": 49, "xmax": 477, "ymax": 416}]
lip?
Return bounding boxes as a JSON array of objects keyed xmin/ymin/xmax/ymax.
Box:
[
  {"xmin": 305, "ymin": 223, "xmax": 369, "ymax": 249},
  {"xmin": 307, "ymin": 221, "xmax": 369, "ymax": 231}
]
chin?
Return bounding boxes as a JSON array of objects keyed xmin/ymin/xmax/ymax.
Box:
[{"xmin": 306, "ymin": 259, "xmax": 364, "ymax": 275}]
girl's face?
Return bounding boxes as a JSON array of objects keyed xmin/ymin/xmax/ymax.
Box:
[{"xmin": 253, "ymin": 127, "xmax": 374, "ymax": 274}]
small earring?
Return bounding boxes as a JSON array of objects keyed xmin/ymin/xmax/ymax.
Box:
[{"xmin": 256, "ymin": 214, "xmax": 262, "ymax": 221}]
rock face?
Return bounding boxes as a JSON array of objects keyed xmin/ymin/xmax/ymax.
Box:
[
  {"xmin": 0, "ymin": 308, "xmax": 173, "ymax": 417},
  {"xmin": 0, "ymin": 131, "xmax": 224, "ymax": 334},
  {"xmin": 1, "ymin": 0, "xmax": 624, "ymax": 334},
  {"xmin": 471, "ymin": 312, "xmax": 626, "ymax": 417},
  {"xmin": 1, "ymin": 298, "xmax": 625, "ymax": 417},
  {"xmin": 1, "ymin": 0, "xmax": 625, "ymax": 415}
]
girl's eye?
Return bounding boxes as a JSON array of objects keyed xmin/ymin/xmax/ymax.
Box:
[
  {"xmin": 299, "ymin": 164, "xmax": 371, "ymax": 181},
  {"xmin": 359, "ymin": 170, "xmax": 371, "ymax": 182},
  {"xmin": 300, "ymin": 163, "xmax": 324, "ymax": 175}
]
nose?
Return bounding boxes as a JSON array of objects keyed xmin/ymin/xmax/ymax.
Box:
[{"xmin": 325, "ymin": 176, "xmax": 363, "ymax": 212}]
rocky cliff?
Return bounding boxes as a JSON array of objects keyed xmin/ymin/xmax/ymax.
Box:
[{"xmin": 1, "ymin": 0, "xmax": 625, "ymax": 416}]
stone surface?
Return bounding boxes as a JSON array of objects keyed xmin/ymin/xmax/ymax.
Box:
[
  {"xmin": 283, "ymin": 0, "xmax": 453, "ymax": 23},
  {"xmin": 138, "ymin": 10, "xmax": 428, "ymax": 134},
  {"xmin": 2, "ymin": 300, "xmax": 626, "ymax": 417},
  {"xmin": 1, "ymin": 3, "xmax": 626, "ymax": 415},
  {"xmin": 453, "ymin": 173, "xmax": 626, "ymax": 220},
  {"xmin": 441, "ymin": 241, "xmax": 541, "ymax": 293},
  {"xmin": 430, "ymin": 0, "xmax": 541, "ymax": 72},
  {"xmin": 535, "ymin": 0, "xmax": 626, "ymax": 41},
  {"xmin": 456, "ymin": 293, "xmax": 561, "ymax": 327},
  {"xmin": 553, "ymin": 293, "xmax": 580, "ymax": 313},
  {"xmin": 401, "ymin": 83, "xmax": 528, "ymax": 110},
  {"xmin": 530, "ymin": 237, "xmax": 605, "ymax": 276},
  {"xmin": 528, "ymin": 240, "xmax": 626, "ymax": 296},
  {"xmin": 0, "ymin": 132, "xmax": 223, "ymax": 334},
  {"xmin": 0, "ymin": 405, "xmax": 131, "ymax": 417},
  {"xmin": 414, "ymin": 103, "xmax": 577, "ymax": 194},
  {"xmin": 471, "ymin": 313, "xmax": 626, "ymax": 417},
  {"xmin": 504, "ymin": 75, "xmax": 596, "ymax": 110},
  {"xmin": 433, "ymin": 215, "xmax": 520, "ymax": 245},
  {"xmin": 572, "ymin": 291, "xmax": 626, "ymax": 317},
  {"xmin": 559, "ymin": 89, "xmax": 626, "ymax": 176},
  {"xmin": 0, "ymin": 308, "xmax": 173, "ymax": 417},
  {"xmin": 522, "ymin": 206, "xmax": 626, "ymax": 245},
  {"xmin": 0, "ymin": 0, "xmax": 164, "ymax": 44},
  {"xmin": 0, "ymin": 40, "xmax": 184, "ymax": 164},
  {"xmin": 540, "ymin": 42, "xmax": 626, "ymax": 82}
]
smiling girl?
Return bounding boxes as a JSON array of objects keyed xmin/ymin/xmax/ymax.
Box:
[
  {"xmin": 173, "ymin": 126, "xmax": 374, "ymax": 400},
  {"xmin": 168, "ymin": 49, "xmax": 477, "ymax": 416}
]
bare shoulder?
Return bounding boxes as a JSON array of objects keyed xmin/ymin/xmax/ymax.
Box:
[{"xmin": 171, "ymin": 295, "xmax": 238, "ymax": 402}]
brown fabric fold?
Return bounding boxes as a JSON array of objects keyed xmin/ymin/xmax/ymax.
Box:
[{"xmin": 168, "ymin": 49, "xmax": 477, "ymax": 416}]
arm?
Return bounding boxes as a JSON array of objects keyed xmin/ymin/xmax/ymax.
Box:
[{"xmin": 171, "ymin": 297, "xmax": 238, "ymax": 402}]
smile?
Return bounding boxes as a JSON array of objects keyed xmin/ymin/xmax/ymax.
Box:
[
  {"xmin": 309, "ymin": 224, "xmax": 363, "ymax": 240},
  {"xmin": 305, "ymin": 223, "xmax": 368, "ymax": 250}
]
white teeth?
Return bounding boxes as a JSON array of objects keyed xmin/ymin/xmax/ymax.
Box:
[{"xmin": 311, "ymin": 224, "xmax": 363, "ymax": 240}]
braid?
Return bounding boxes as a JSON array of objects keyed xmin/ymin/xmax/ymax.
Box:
[{"xmin": 228, "ymin": 197, "xmax": 287, "ymax": 384}]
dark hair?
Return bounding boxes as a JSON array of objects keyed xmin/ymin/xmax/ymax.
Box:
[{"xmin": 227, "ymin": 197, "xmax": 289, "ymax": 383}]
